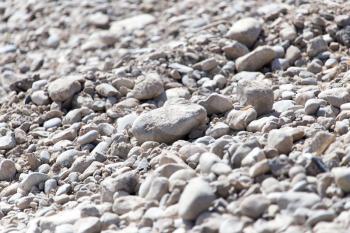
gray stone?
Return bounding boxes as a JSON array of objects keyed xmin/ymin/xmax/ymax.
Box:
[
  {"xmin": 307, "ymin": 37, "xmax": 328, "ymax": 57},
  {"xmin": 74, "ymin": 217, "xmax": 101, "ymax": 233},
  {"xmin": 240, "ymin": 194, "xmax": 270, "ymax": 219},
  {"xmin": 48, "ymin": 76, "xmax": 82, "ymax": 102},
  {"xmin": 31, "ymin": 90, "xmax": 50, "ymax": 105},
  {"xmin": 237, "ymin": 80, "xmax": 274, "ymax": 116},
  {"xmin": 236, "ymin": 46, "xmax": 276, "ymax": 72},
  {"xmin": 318, "ymin": 88, "xmax": 350, "ymax": 108},
  {"xmin": 198, "ymin": 93, "xmax": 233, "ymax": 115},
  {"xmin": 267, "ymin": 129, "xmax": 293, "ymax": 154},
  {"xmin": 18, "ymin": 172, "xmax": 49, "ymax": 194},
  {"xmin": 178, "ymin": 178, "xmax": 216, "ymax": 220},
  {"xmin": 128, "ymin": 73, "xmax": 164, "ymax": 100},
  {"xmin": 223, "ymin": 41, "xmax": 249, "ymax": 59},
  {"xmin": 96, "ymin": 83, "xmax": 120, "ymax": 97},
  {"xmin": 333, "ymin": 167, "xmax": 350, "ymax": 193},
  {"xmin": 226, "ymin": 107, "xmax": 257, "ymax": 130},
  {"xmin": 0, "ymin": 159, "xmax": 16, "ymax": 181},
  {"xmin": 226, "ymin": 17, "xmax": 262, "ymax": 47},
  {"xmin": 0, "ymin": 134, "xmax": 16, "ymax": 150},
  {"xmin": 77, "ymin": 130, "xmax": 99, "ymax": 145},
  {"xmin": 131, "ymin": 102, "xmax": 207, "ymax": 143}
]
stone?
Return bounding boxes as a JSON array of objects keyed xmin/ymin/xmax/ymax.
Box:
[
  {"xmin": 110, "ymin": 14, "xmax": 156, "ymax": 34},
  {"xmin": 0, "ymin": 134, "xmax": 16, "ymax": 150},
  {"xmin": 304, "ymin": 131, "xmax": 335, "ymax": 155},
  {"xmin": 318, "ymin": 88, "xmax": 350, "ymax": 108},
  {"xmin": 304, "ymin": 99, "xmax": 322, "ymax": 115},
  {"xmin": 332, "ymin": 167, "xmax": 350, "ymax": 193},
  {"xmin": 96, "ymin": 83, "xmax": 120, "ymax": 97},
  {"xmin": 223, "ymin": 41, "xmax": 249, "ymax": 59},
  {"xmin": 267, "ymin": 129, "xmax": 293, "ymax": 154},
  {"xmin": 0, "ymin": 159, "xmax": 16, "ymax": 181},
  {"xmin": 268, "ymin": 192, "xmax": 320, "ymax": 212},
  {"xmin": 237, "ymin": 79, "xmax": 274, "ymax": 116},
  {"xmin": 198, "ymin": 93, "xmax": 233, "ymax": 115},
  {"xmin": 74, "ymin": 217, "xmax": 101, "ymax": 233},
  {"xmin": 18, "ymin": 172, "xmax": 49, "ymax": 194},
  {"xmin": 128, "ymin": 73, "xmax": 164, "ymax": 100},
  {"xmin": 240, "ymin": 194, "xmax": 270, "ymax": 219},
  {"xmin": 226, "ymin": 107, "xmax": 257, "ymax": 130},
  {"xmin": 77, "ymin": 130, "xmax": 99, "ymax": 145},
  {"xmin": 236, "ymin": 46, "xmax": 276, "ymax": 72},
  {"xmin": 48, "ymin": 76, "xmax": 82, "ymax": 102},
  {"xmin": 31, "ymin": 90, "xmax": 50, "ymax": 105},
  {"xmin": 88, "ymin": 12, "xmax": 109, "ymax": 27},
  {"xmin": 178, "ymin": 178, "xmax": 216, "ymax": 220},
  {"xmin": 56, "ymin": 149, "xmax": 80, "ymax": 167},
  {"xmin": 131, "ymin": 102, "xmax": 207, "ymax": 143},
  {"xmin": 144, "ymin": 177, "xmax": 169, "ymax": 201},
  {"xmin": 307, "ymin": 37, "xmax": 328, "ymax": 57},
  {"xmin": 219, "ymin": 217, "xmax": 244, "ymax": 233},
  {"xmin": 226, "ymin": 17, "xmax": 262, "ymax": 47}
]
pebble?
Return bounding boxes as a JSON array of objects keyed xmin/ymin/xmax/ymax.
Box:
[
  {"xmin": 48, "ymin": 76, "xmax": 82, "ymax": 102},
  {"xmin": 0, "ymin": 134, "xmax": 16, "ymax": 150},
  {"xmin": 0, "ymin": 159, "xmax": 16, "ymax": 181},
  {"xmin": 332, "ymin": 167, "xmax": 350, "ymax": 193},
  {"xmin": 18, "ymin": 172, "xmax": 49, "ymax": 194},
  {"xmin": 128, "ymin": 73, "xmax": 164, "ymax": 100},
  {"xmin": 237, "ymin": 80, "xmax": 274, "ymax": 116},
  {"xmin": 226, "ymin": 107, "xmax": 257, "ymax": 130},
  {"xmin": 236, "ymin": 46, "xmax": 276, "ymax": 72},
  {"xmin": 131, "ymin": 102, "xmax": 207, "ymax": 143},
  {"xmin": 267, "ymin": 129, "xmax": 293, "ymax": 154},
  {"xmin": 240, "ymin": 194, "xmax": 270, "ymax": 219},
  {"xmin": 226, "ymin": 17, "xmax": 262, "ymax": 47},
  {"xmin": 198, "ymin": 93, "xmax": 233, "ymax": 115},
  {"xmin": 77, "ymin": 130, "xmax": 99, "ymax": 145},
  {"xmin": 178, "ymin": 178, "xmax": 216, "ymax": 220}
]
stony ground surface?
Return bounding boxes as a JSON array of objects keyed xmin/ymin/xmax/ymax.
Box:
[{"xmin": 2, "ymin": 0, "xmax": 350, "ymax": 232}]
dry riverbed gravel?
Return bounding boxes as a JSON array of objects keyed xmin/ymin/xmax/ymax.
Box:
[{"xmin": 1, "ymin": 0, "xmax": 350, "ymax": 232}]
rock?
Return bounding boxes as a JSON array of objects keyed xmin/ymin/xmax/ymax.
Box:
[
  {"xmin": 304, "ymin": 99, "xmax": 322, "ymax": 115},
  {"xmin": 268, "ymin": 192, "xmax": 320, "ymax": 212},
  {"xmin": 226, "ymin": 107, "xmax": 257, "ymax": 130},
  {"xmin": 198, "ymin": 93, "xmax": 233, "ymax": 114},
  {"xmin": 304, "ymin": 131, "xmax": 335, "ymax": 155},
  {"xmin": 223, "ymin": 41, "xmax": 249, "ymax": 59},
  {"xmin": 0, "ymin": 134, "xmax": 16, "ymax": 150},
  {"xmin": 178, "ymin": 178, "xmax": 216, "ymax": 220},
  {"xmin": 332, "ymin": 167, "xmax": 350, "ymax": 193},
  {"xmin": 131, "ymin": 102, "xmax": 207, "ymax": 143},
  {"xmin": 110, "ymin": 14, "xmax": 156, "ymax": 34},
  {"xmin": 77, "ymin": 130, "xmax": 99, "ymax": 145},
  {"xmin": 18, "ymin": 172, "xmax": 49, "ymax": 194},
  {"xmin": 101, "ymin": 171, "xmax": 139, "ymax": 202},
  {"xmin": 226, "ymin": 17, "xmax": 262, "ymax": 47},
  {"xmin": 128, "ymin": 73, "xmax": 164, "ymax": 100},
  {"xmin": 96, "ymin": 83, "xmax": 120, "ymax": 97},
  {"xmin": 0, "ymin": 159, "xmax": 16, "ymax": 181},
  {"xmin": 236, "ymin": 46, "xmax": 276, "ymax": 72},
  {"xmin": 249, "ymin": 159, "xmax": 270, "ymax": 177},
  {"xmin": 267, "ymin": 129, "xmax": 293, "ymax": 154},
  {"xmin": 219, "ymin": 217, "xmax": 244, "ymax": 233},
  {"xmin": 318, "ymin": 88, "xmax": 350, "ymax": 108},
  {"xmin": 56, "ymin": 149, "xmax": 80, "ymax": 167},
  {"xmin": 88, "ymin": 12, "xmax": 109, "ymax": 28},
  {"xmin": 237, "ymin": 79, "xmax": 274, "ymax": 116},
  {"xmin": 48, "ymin": 76, "xmax": 82, "ymax": 102},
  {"xmin": 240, "ymin": 194, "xmax": 270, "ymax": 219},
  {"xmin": 31, "ymin": 90, "xmax": 50, "ymax": 105},
  {"xmin": 74, "ymin": 217, "xmax": 101, "ymax": 233},
  {"xmin": 144, "ymin": 177, "xmax": 169, "ymax": 201},
  {"xmin": 307, "ymin": 37, "xmax": 328, "ymax": 57}
]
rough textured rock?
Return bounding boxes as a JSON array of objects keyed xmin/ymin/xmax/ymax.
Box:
[
  {"xmin": 226, "ymin": 17, "xmax": 262, "ymax": 47},
  {"xmin": 48, "ymin": 76, "xmax": 82, "ymax": 102}
]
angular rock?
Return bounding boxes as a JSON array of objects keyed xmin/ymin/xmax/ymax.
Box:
[
  {"xmin": 198, "ymin": 93, "xmax": 233, "ymax": 115},
  {"xmin": 48, "ymin": 76, "xmax": 82, "ymax": 102}
]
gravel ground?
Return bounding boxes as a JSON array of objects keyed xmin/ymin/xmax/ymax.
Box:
[{"xmin": 1, "ymin": 0, "xmax": 350, "ymax": 232}]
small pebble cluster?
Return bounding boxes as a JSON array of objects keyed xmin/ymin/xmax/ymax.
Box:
[{"xmin": 1, "ymin": 0, "xmax": 350, "ymax": 233}]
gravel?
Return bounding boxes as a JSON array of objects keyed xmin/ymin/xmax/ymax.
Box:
[{"xmin": 1, "ymin": 0, "xmax": 350, "ymax": 232}]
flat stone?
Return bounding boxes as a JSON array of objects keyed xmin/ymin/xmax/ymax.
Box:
[
  {"xmin": 131, "ymin": 102, "xmax": 207, "ymax": 143},
  {"xmin": 198, "ymin": 93, "xmax": 233, "ymax": 115}
]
